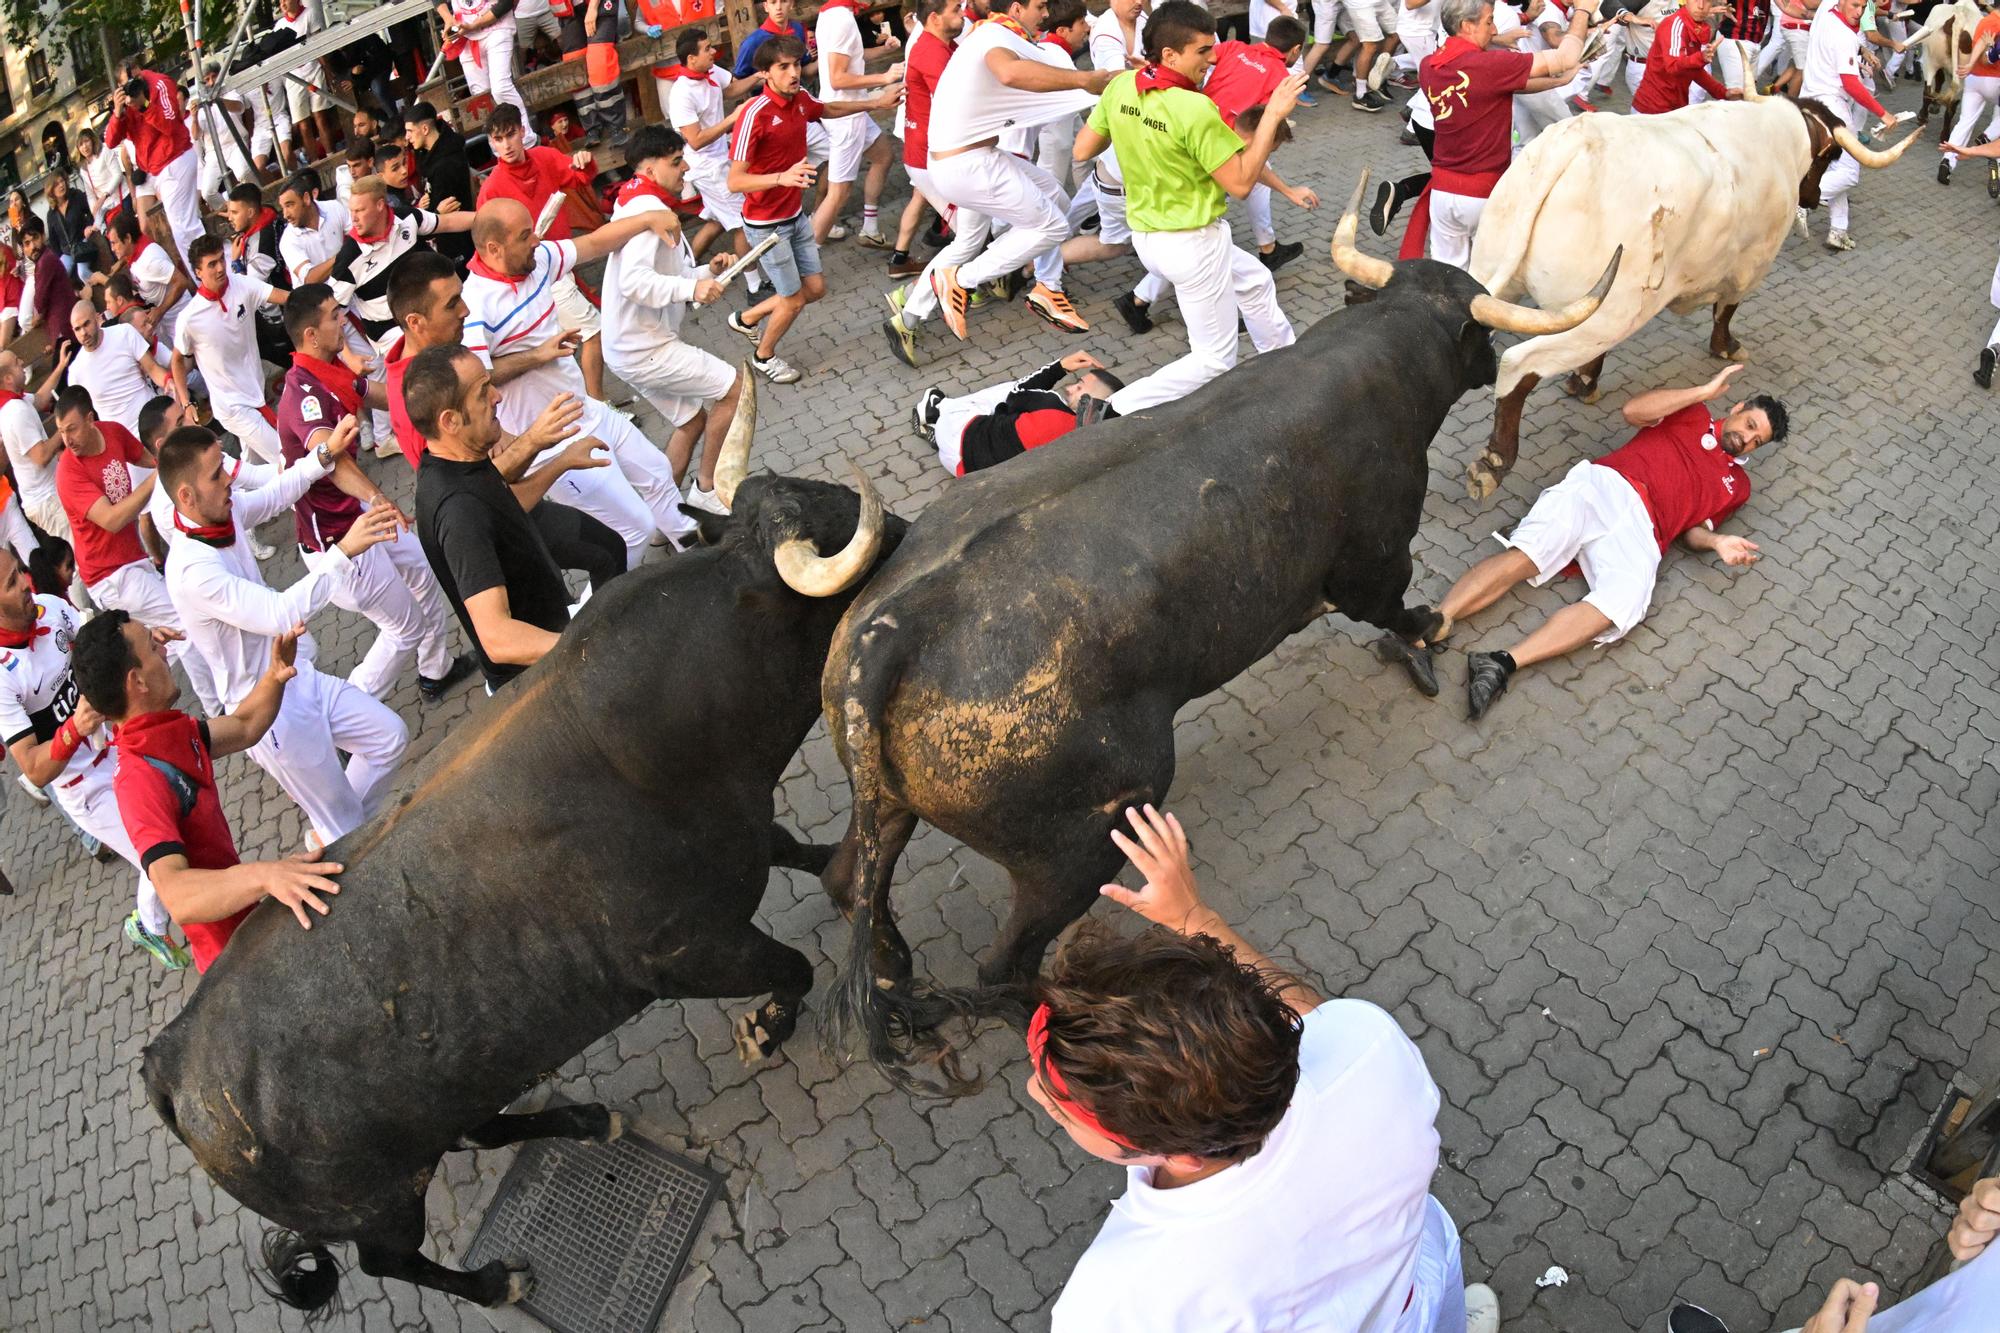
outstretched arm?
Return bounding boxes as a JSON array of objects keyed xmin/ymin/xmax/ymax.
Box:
[{"xmin": 1623, "ymin": 363, "xmax": 1741, "ymax": 426}]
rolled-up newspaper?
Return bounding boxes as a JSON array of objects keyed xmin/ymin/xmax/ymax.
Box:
[
  {"xmin": 534, "ymin": 192, "xmax": 567, "ymax": 239},
  {"xmin": 710, "ymin": 235, "xmax": 781, "ymax": 293}
]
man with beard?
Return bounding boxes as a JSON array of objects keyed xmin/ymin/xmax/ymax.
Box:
[{"xmin": 1379, "ymin": 366, "xmax": 1788, "ymax": 720}]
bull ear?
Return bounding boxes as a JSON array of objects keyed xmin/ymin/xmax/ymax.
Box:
[{"xmin": 679, "ymin": 503, "xmax": 731, "ymax": 548}]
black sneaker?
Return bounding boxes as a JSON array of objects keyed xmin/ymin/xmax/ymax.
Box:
[
  {"xmin": 1466, "ymin": 650, "xmax": 1516, "ymax": 720},
  {"xmin": 1938, "ymin": 156, "xmax": 1954, "ymax": 186},
  {"xmin": 419, "ymin": 653, "xmax": 477, "ymax": 704},
  {"xmin": 1259, "ymin": 240, "xmax": 1304, "ymax": 272},
  {"xmin": 1977, "ymin": 345, "xmax": 1996, "ymax": 390},
  {"xmin": 1352, "ymin": 89, "xmax": 1391, "ymax": 113},
  {"xmin": 1077, "ymin": 213, "xmax": 1100, "ymax": 232},
  {"xmin": 1667, "ymin": 1305, "xmax": 1731, "ymax": 1333},
  {"xmin": 1369, "ymin": 180, "xmax": 1397, "ymax": 236},
  {"xmin": 912, "ymin": 385, "xmax": 945, "ymax": 439},
  {"xmin": 1112, "ymin": 292, "xmax": 1154, "ymax": 335},
  {"xmin": 992, "ymin": 270, "xmax": 1029, "ymax": 302}
]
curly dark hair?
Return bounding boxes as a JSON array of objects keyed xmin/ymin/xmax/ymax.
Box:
[{"xmin": 1032, "ymin": 925, "xmax": 1304, "ymax": 1163}]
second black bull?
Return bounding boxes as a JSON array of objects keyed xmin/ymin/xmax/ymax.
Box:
[{"xmin": 819, "ymin": 184, "xmax": 1622, "ymax": 1081}]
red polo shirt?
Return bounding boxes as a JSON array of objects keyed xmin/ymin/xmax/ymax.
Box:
[
  {"xmin": 728, "ymin": 87, "xmax": 826, "ymax": 225},
  {"xmin": 113, "ymin": 710, "xmax": 250, "ymax": 972},
  {"xmin": 1594, "ymin": 403, "xmax": 1751, "ymax": 550},
  {"xmin": 1203, "ymin": 40, "xmax": 1292, "ymax": 126}
]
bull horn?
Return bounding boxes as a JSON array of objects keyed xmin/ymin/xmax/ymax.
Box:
[
  {"xmin": 711, "ymin": 362, "xmax": 757, "ymax": 511},
  {"xmin": 1832, "ymin": 122, "xmax": 1921, "ymax": 169},
  {"xmin": 1331, "ymin": 170, "xmax": 1395, "ymax": 290},
  {"xmin": 1468, "ymin": 245, "xmax": 1624, "ymax": 336},
  {"xmin": 1737, "ymin": 43, "xmax": 1764, "ymax": 101},
  {"xmin": 774, "ymin": 458, "xmax": 885, "ymax": 598}
]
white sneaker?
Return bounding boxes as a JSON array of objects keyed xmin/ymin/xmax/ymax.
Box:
[
  {"xmin": 751, "ymin": 353, "xmax": 802, "ymax": 384},
  {"xmin": 249, "ymin": 537, "xmax": 278, "ymax": 561},
  {"xmin": 15, "ymin": 773, "xmax": 48, "ymax": 805},
  {"xmin": 826, "ymin": 223, "xmax": 849, "ymax": 241},
  {"xmin": 1465, "ymin": 1283, "xmax": 1500, "ymax": 1333},
  {"xmin": 1793, "ymin": 206, "xmax": 1810, "ymax": 239},
  {"xmin": 1824, "ymin": 229, "xmax": 1855, "ymax": 252},
  {"xmin": 684, "ymin": 482, "xmax": 729, "ymax": 515}
]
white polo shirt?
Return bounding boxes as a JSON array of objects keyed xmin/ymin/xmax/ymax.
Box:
[
  {"xmin": 1051, "ymin": 999, "xmax": 1443, "ymax": 1333},
  {"xmin": 280, "ymin": 198, "xmax": 349, "ymax": 286},
  {"xmin": 667, "ymin": 68, "xmax": 733, "ymax": 171},
  {"xmin": 69, "ymin": 324, "xmax": 158, "ymax": 433}
]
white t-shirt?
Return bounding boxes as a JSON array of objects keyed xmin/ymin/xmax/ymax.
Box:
[
  {"xmin": 666, "ymin": 68, "xmax": 733, "ymax": 170},
  {"xmin": 1088, "ymin": 7, "xmax": 1145, "ymax": 71},
  {"xmin": 172, "ymin": 275, "xmax": 275, "ymax": 415},
  {"xmin": 1801, "ymin": 0, "xmax": 1865, "ymax": 117},
  {"xmin": 1051, "ymin": 1000, "xmax": 1442, "ymax": 1333},
  {"xmin": 69, "ymin": 325, "xmax": 158, "ymax": 434},
  {"xmin": 277, "ymin": 7, "xmax": 320, "ymax": 83},
  {"xmin": 1865, "ymin": 1238, "xmax": 2000, "ymax": 1333},
  {"xmin": 817, "ymin": 5, "xmax": 869, "ymax": 102},
  {"xmin": 928, "ymin": 19, "xmax": 1098, "ymax": 154},
  {"xmin": 280, "ymin": 198, "xmax": 349, "ymax": 286},
  {"xmin": 0, "ymin": 397, "xmax": 57, "ymax": 515},
  {"xmin": 129, "ymin": 241, "xmax": 190, "ymax": 349}
]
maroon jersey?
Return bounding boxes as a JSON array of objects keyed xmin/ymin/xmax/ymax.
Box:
[{"xmin": 275, "ymin": 359, "xmax": 365, "ymax": 551}]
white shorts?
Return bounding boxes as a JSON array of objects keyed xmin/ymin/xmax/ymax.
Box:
[
  {"xmin": 1314, "ymin": 0, "xmax": 1341, "ymax": 43},
  {"xmin": 1782, "ymin": 26, "xmax": 1811, "ymax": 66},
  {"xmin": 1428, "ymin": 189, "xmax": 1487, "ymax": 270},
  {"xmin": 1341, "ymin": 0, "xmax": 1396, "ymax": 43},
  {"xmin": 611, "ymin": 341, "xmax": 737, "ymax": 428},
  {"xmin": 687, "ymin": 158, "xmax": 744, "ymax": 230},
  {"xmin": 1502, "ymin": 460, "xmax": 1663, "ymax": 642},
  {"xmin": 823, "ymin": 113, "xmax": 883, "ymax": 184},
  {"xmin": 551, "ymin": 271, "xmax": 602, "ymax": 339},
  {"xmin": 286, "ymin": 77, "xmax": 332, "ymax": 122},
  {"xmin": 807, "ymin": 121, "xmax": 830, "ymax": 168}
]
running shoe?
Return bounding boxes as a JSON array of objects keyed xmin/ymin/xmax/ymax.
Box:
[
  {"xmin": 752, "ymin": 353, "xmax": 803, "ymax": 384},
  {"xmin": 1259, "ymin": 240, "xmax": 1304, "ymax": 272},
  {"xmin": 684, "ymin": 481, "xmax": 730, "ymax": 515},
  {"xmin": 932, "ymin": 265, "xmax": 972, "ymax": 340},
  {"xmin": 727, "ymin": 310, "xmax": 762, "ymax": 344},
  {"xmin": 911, "ymin": 385, "xmax": 944, "ymax": 439},
  {"xmin": 826, "ymin": 223, "xmax": 849, "ymax": 241},
  {"xmin": 1112, "ymin": 292, "xmax": 1154, "ymax": 336},
  {"xmin": 887, "ymin": 252, "xmax": 924, "ymax": 278},
  {"xmin": 856, "ymin": 229, "xmax": 890, "ymax": 250},
  {"xmin": 418, "ymin": 654, "xmax": 476, "ymax": 705},
  {"xmin": 882, "ymin": 313, "xmax": 921, "ymax": 369},
  {"xmin": 125, "ymin": 912, "xmax": 192, "ymax": 970},
  {"xmin": 1026, "ymin": 283, "xmax": 1089, "ymax": 332}
]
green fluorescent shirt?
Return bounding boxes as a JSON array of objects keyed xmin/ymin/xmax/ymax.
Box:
[{"xmin": 1088, "ymin": 71, "xmax": 1242, "ymax": 233}]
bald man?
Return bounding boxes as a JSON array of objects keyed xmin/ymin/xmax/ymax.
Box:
[
  {"xmin": 459, "ymin": 197, "xmax": 704, "ymax": 562},
  {"xmin": 69, "ymin": 300, "xmax": 178, "ymax": 435}
]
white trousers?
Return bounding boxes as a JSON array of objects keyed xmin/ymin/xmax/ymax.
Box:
[
  {"xmin": 1428, "ymin": 190, "xmax": 1487, "ymax": 271},
  {"xmin": 1109, "ymin": 219, "xmax": 1295, "ymax": 416},
  {"xmin": 461, "ymin": 23, "xmax": 537, "ymax": 145},
  {"xmin": 1514, "ymin": 88, "xmax": 1572, "ymax": 147},
  {"xmin": 1947, "ymin": 75, "xmax": 2000, "ymax": 167},
  {"xmin": 54, "ymin": 753, "xmax": 162, "ymax": 933},
  {"xmin": 153, "ymin": 149, "xmax": 205, "ymax": 264},
  {"xmin": 1036, "ymin": 114, "xmax": 1078, "ymax": 196},
  {"xmin": 22, "ymin": 489, "xmax": 70, "ymax": 543},
  {"xmin": 931, "ymin": 379, "xmax": 1016, "ymax": 476},
  {"xmin": 1822, "ymin": 100, "xmax": 1863, "ymax": 232},
  {"xmin": 907, "ymin": 147, "xmax": 1068, "ymax": 321},
  {"xmin": 327, "ymin": 526, "xmax": 454, "ymax": 698},
  {"xmin": 532, "ymin": 401, "xmax": 695, "ymax": 565},
  {"xmin": 87, "ymin": 559, "xmax": 222, "ymax": 715},
  {"xmin": 215, "ymin": 403, "xmax": 285, "ymax": 467},
  {"xmin": 1395, "ymin": 26, "xmax": 1439, "ymax": 74},
  {"xmin": 1404, "ymin": 1197, "xmax": 1468, "ymax": 1333},
  {"xmin": 246, "ymin": 663, "xmax": 408, "ymax": 847},
  {"xmin": 1245, "ymin": 182, "xmax": 1276, "ymax": 247}
]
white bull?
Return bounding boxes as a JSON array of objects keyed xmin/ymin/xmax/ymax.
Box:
[
  {"xmin": 1460, "ymin": 86, "xmax": 1918, "ymax": 500},
  {"xmin": 1909, "ymin": 0, "xmax": 1983, "ymax": 138}
]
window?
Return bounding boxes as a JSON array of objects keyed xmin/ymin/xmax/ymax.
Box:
[
  {"xmin": 0, "ymin": 63, "xmax": 13, "ymax": 121},
  {"xmin": 67, "ymin": 29, "xmax": 96, "ymax": 84},
  {"xmin": 26, "ymin": 51, "xmax": 51, "ymax": 100}
]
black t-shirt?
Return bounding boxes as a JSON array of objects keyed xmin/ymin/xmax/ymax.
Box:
[{"xmin": 416, "ymin": 454, "xmax": 572, "ymax": 689}]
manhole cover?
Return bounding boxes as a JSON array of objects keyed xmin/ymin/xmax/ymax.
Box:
[{"xmin": 464, "ymin": 1127, "xmax": 724, "ymax": 1333}]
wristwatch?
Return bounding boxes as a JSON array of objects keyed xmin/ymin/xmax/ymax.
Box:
[{"xmin": 314, "ymin": 440, "xmax": 336, "ymax": 470}]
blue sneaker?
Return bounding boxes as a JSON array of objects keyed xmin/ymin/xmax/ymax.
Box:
[
  {"xmin": 125, "ymin": 911, "xmax": 191, "ymax": 970},
  {"xmin": 1297, "ymin": 88, "xmax": 1321, "ymax": 107}
]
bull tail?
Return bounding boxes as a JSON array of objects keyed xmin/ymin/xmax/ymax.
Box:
[
  {"xmin": 821, "ymin": 624, "xmax": 1021, "ymax": 1095},
  {"xmin": 1470, "ymin": 125, "xmax": 1597, "ymax": 302},
  {"xmin": 255, "ymin": 1230, "xmax": 344, "ymax": 1320}
]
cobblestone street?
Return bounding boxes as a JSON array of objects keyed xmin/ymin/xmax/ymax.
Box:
[{"xmin": 3, "ymin": 69, "xmax": 1999, "ymax": 1333}]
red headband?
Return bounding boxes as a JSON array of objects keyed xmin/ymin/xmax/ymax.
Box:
[{"xmin": 1027, "ymin": 1004, "xmax": 1140, "ymax": 1151}]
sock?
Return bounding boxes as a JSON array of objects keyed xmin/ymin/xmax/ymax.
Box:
[
  {"xmin": 1494, "ymin": 650, "xmax": 1518, "ymax": 674},
  {"xmin": 890, "ymin": 249, "xmax": 909, "ymax": 264},
  {"xmin": 863, "ymin": 205, "xmax": 880, "ymax": 233}
]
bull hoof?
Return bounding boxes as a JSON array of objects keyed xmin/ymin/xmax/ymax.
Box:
[
  {"xmin": 1371, "ymin": 635, "xmax": 1440, "ymax": 698},
  {"xmin": 504, "ymin": 1262, "xmax": 534, "ymax": 1305},
  {"xmin": 1560, "ymin": 373, "xmax": 1597, "ymax": 400},
  {"xmin": 599, "ymin": 1110, "xmax": 625, "ymax": 1145},
  {"xmin": 733, "ymin": 1003, "xmax": 796, "ymax": 1065},
  {"xmin": 1465, "ymin": 458, "xmax": 1503, "ymax": 502}
]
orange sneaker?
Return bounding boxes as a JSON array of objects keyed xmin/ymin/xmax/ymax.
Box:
[
  {"xmin": 1026, "ymin": 283, "xmax": 1089, "ymax": 332},
  {"xmin": 931, "ymin": 264, "xmax": 971, "ymax": 340}
]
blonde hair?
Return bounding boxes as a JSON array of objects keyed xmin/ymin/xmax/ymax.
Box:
[{"xmin": 348, "ymin": 174, "xmax": 389, "ymax": 202}]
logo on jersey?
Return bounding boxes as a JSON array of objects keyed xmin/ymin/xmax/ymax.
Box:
[
  {"xmin": 53, "ymin": 624, "xmax": 72, "ymax": 653},
  {"xmin": 102, "ymin": 461, "xmax": 133, "ymax": 504},
  {"xmin": 301, "ymin": 396, "xmax": 323, "ymax": 423},
  {"xmin": 1428, "ymin": 70, "xmax": 1472, "ymax": 121}
]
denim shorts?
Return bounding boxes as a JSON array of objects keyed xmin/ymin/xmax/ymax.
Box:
[{"xmin": 745, "ymin": 213, "xmax": 821, "ymax": 298}]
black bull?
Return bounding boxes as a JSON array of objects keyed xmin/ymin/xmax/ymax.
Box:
[
  {"xmin": 820, "ymin": 217, "xmax": 1619, "ymax": 1082},
  {"xmin": 139, "ymin": 456, "xmax": 903, "ymax": 1311}
]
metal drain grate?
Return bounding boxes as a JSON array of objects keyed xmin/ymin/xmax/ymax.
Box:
[{"xmin": 464, "ymin": 1127, "xmax": 724, "ymax": 1333}]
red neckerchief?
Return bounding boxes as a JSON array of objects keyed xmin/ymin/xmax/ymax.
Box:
[
  {"xmin": 1026, "ymin": 1005, "xmax": 1141, "ymax": 1151},
  {"xmin": 196, "ymin": 281, "xmax": 229, "ymax": 303},
  {"xmin": 982, "ymin": 13, "xmax": 1033, "ymax": 40},
  {"xmin": 291, "ymin": 351, "xmax": 364, "ymax": 416},
  {"xmin": 130, "ymin": 234, "xmax": 155, "ymax": 266},
  {"xmin": 1135, "ymin": 62, "xmax": 1200, "ymax": 93},
  {"xmin": 467, "ymin": 252, "xmax": 530, "ymax": 288},
  {"xmin": 173, "ymin": 509, "xmax": 235, "ymax": 548},
  {"xmin": 759, "ymin": 16, "xmax": 789, "ymax": 32},
  {"xmin": 229, "ymin": 206, "xmax": 278, "ymax": 266},
  {"xmin": 1040, "ymin": 32, "xmax": 1074, "ymax": 52},
  {"xmin": 0, "ymin": 391, "xmax": 22, "ymax": 409},
  {"xmin": 617, "ymin": 176, "xmax": 676, "ymax": 208},
  {"xmin": 0, "ymin": 604, "xmax": 47, "ymax": 650},
  {"xmin": 349, "ymin": 212, "xmax": 394, "ymax": 245},
  {"xmin": 656, "ymin": 62, "xmax": 702, "ymax": 80},
  {"xmin": 112, "ymin": 708, "xmax": 212, "ymax": 782},
  {"xmin": 819, "ymin": 0, "xmax": 861, "ymax": 11},
  {"xmin": 1833, "ymin": 6, "xmax": 1858, "ymax": 29}
]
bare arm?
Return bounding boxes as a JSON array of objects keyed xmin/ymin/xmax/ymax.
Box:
[
  {"xmin": 492, "ymin": 330, "xmax": 581, "ymax": 386},
  {"xmin": 986, "ymin": 47, "xmax": 1115, "ymax": 92},
  {"xmin": 141, "ymin": 349, "xmax": 179, "ymax": 401},
  {"xmin": 204, "ymin": 627, "xmax": 301, "ymax": 756},
  {"xmin": 1073, "ymin": 122, "xmax": 1111, "ymax": 163},
  {"xmin": 148, "ymin": 850, "xmax": 346, "ymax": 929},
  {"xmin": 568, "ymin": 209, "xmax": 682, "ymax": 266},
  {"xmin": 1100, "ymin": 805, "xmax": 1324, "ymax": 1017},
  {"xmin": 1212, "ymin": 75, "xmax": 1306, "ymax": 199},
  {"xmin": 819, "ymin": 86, "xmax": 904, "ymax": 118},
  {"xmin": 1623, "ymin": 364, "xmax": 1739, "ymax": 426},
  {"xmin": 32, "ymin": 343, "xmax": 73, "ymax": 414},
  {"xmin": 86, "ymin": 471, "xmax": 157, "ymax": 533},
  {"xmin": 1528, "ymin": 6, "xmax": 1591, "ymax": 75},
  {"xmin": 824, "ymin": 49, "xmax": 902, "ymax": 90},
  {"xmin": 461, "ymin": 585, "xmax": 561, "ymax": 666}
]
